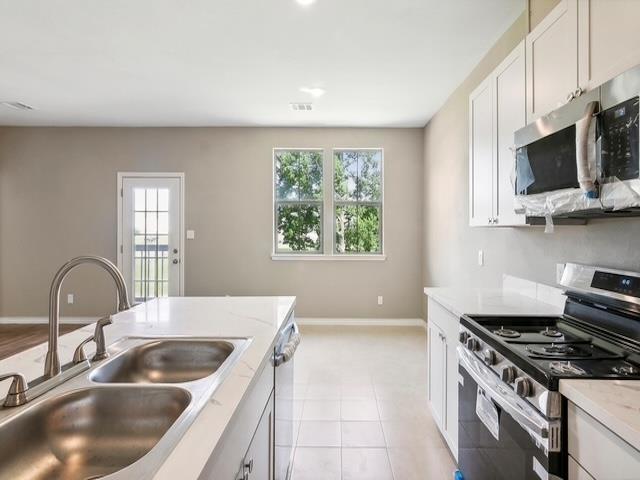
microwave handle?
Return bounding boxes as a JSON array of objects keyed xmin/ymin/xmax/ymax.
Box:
[{"xmin": 576, "ymin": 100, "xmax": 598, "ymax": 196}]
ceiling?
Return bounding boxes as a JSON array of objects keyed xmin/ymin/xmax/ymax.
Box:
[{"xmin": 0, "ymin": 0, "xmax": 525, "ymax": 127}]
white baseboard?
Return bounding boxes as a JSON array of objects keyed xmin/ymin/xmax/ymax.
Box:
[
  {"xmin": 0, "ymin": 316, "xmax": 97, "ymax": 325},
  {"xmin": 296, "ymin": 317, "xmax": 426, "ymax": 328}
]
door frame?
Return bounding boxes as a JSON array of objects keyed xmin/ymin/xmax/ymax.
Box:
[{"xmin": 116, "ymin": 172, "xmax": 186, "ymax": 297}]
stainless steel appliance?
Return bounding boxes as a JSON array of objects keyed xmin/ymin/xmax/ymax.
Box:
[
  {"xmin": 514, "ymin": 64, "xmax": 640, "ymax": 218},
  {"xmin": 274, "ymin": 316, "xmax": 300, "ymax": 480},
  {"xmin": 457, "ymin": 263, "xmax": 640, "ymax": 480}
]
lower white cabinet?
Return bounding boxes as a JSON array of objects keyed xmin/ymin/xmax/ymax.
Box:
[
  {"xmin": 426, "ymin": 297, "xmax": 459, "ymax": 459},
  {"xmin": 237, "ymin": 393, "xmax": 274, "ymax": 480},
  {"xmin": 567, "ymin": 401, "xmax": 640, "ymax": 480},
  {"xmin": 199, "ymin": 356, "xmax": 275, "ymax": 480}
]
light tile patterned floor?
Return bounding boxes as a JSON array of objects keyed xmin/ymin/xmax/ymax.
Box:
[{"xmin": 291, "ymin": 325, "xmax": 457, "ymax": 480}]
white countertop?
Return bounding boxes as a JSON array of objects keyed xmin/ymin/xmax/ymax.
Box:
[
  {"xmin": 560, "ymin": 379, "xmax": 640, "ymax": 452},
  {"xmin": 424, "ymin": 287, "xmax": 564, "ymax": 318},
  {"xmin": 0, "ymin": 296, "xmax": 296, "ymax": 479}
]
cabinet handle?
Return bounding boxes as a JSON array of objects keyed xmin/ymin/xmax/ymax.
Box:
[{"xmin": 244, "ymin": 459, "xmax": 254, "ymax": 474}]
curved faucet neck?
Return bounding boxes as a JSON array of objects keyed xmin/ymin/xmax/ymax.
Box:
[{"xmin": 45, "ymin": 256, "xmax": 131, "ymax": 378}]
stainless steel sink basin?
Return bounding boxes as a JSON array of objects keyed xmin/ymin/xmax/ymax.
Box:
[
  {"xmin": 0, "ymin": 386, "xmax": 190, "ymax": 480},
  {"xmin": 90, "ymin": 339, "xmax": 235, "ymax": 384}
]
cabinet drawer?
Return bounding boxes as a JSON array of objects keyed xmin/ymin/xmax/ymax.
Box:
[
  {"xmin": 568, "ymin": 402, "xmax": 640, "ymax": 480},
  {"xmin": 427, "ymin": 298, "xmax": 459, "ymax": 341}
]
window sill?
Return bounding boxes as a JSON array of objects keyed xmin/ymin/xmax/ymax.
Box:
[{"xmin": 271, "ymin": 254, "xmax": 386, "ymax": 262}]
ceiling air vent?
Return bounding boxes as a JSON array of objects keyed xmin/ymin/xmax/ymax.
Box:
[
  {"xmin": 0, "ymin": 101, "xmax": 35, "ymax": 111},
  {"xmin": 290, "ymin": 102, "xmax": 313, "ymax": 111}
]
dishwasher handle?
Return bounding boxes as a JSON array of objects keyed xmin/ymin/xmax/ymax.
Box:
[{"xmin": 274, "ymin": 322, "xmax": 301, "ymax": 367}]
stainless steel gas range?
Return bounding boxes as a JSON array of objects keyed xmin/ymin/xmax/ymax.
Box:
[{"xmin": 456, "ymin": 263, "xmax": 640, "ymax": 480}]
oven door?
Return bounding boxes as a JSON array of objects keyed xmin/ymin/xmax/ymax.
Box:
[{"xmin": 457, "ymin": 347, "xmax": 563, "ymax": 480}]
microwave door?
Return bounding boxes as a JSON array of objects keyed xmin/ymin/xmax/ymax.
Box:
[{"xmin": 516, "ymin": 125, "xmax": 580, "ymax": 195}]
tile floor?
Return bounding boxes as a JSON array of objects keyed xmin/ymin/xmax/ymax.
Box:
[{"xmin": 291, "ymin": 325, "xmax": 457, "ymax": 480}]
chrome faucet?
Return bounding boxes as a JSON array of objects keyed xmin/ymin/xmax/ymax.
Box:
[{"xmin": 45, "ymin": 256, "xmax": 131, "ymax": 378}]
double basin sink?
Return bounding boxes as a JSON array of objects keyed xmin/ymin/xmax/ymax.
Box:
[{"xmin": 0, "ymin": 337, "xmax": 250, "ymax": 480}]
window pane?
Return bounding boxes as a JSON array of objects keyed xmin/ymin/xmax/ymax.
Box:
[
  {"xmin": 276, "ymin": 204, "xmax": 321, "ymax": 252},
  {"xmin": 357, "ymin": 151, "xmax": 382, "ymax": 201},
  {"xmin": 335, "ymin": 205, "xmax": 381, "ymax": 254},
  {"xmin": 335, "ymin": 205, "xmax": 359, "ymax": 253},
  {"xmin": 275, "ymin": 151, "xmax": 300, "ymax": 200},
  {"xmin": 146, "ymin": 188, "xmax": 158, "ymax": 211},
  {"xmin": 134, "ymin": 212, "xmax": 145, "ymax": 234},
  {"xmin": 134, "ymin": 188, "xmax": 146, "ymax": 211},
  {"xmin": 275, "ymin": 150, "xmax": 323, "ymax": 201},
  {"xmin": 158, "ymin": 188, "xmax": 169, "ymax": 211},
  {"xmin": 334, "ymin": 151, "xmax": 359, "ymax": 201},
  {"xmin": 298, "ymin": 151, "xmax": 323, "ymax": 200}
]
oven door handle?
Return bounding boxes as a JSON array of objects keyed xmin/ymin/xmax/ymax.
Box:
[
  {"xmin": 458, "ymin": 346, "xmax": 558, "ymax": 449},
  {"xmin": 274, "ymin": 322, "xmax": 301, "ymax": 367}
]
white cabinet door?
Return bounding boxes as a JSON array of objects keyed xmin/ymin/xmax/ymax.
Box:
[
  {"xmin": 526, "ymin": 0, "xmax": 579, "ymax": 122},
  {"xmin": 495, "ymin": 41, "xmax": 527, "ymax": 226},
  {"xmin": 578, "ymin": 0, "xmax": 640, "ymax": 91},
  {"xmin": 427, "ymin": 322, "xmax": 447, "ymax": 430},
  {"xmin": 241, "ymin": 393, "xmax": 274, "ymax": 480},
  {"xmin": 469, "ymin": 75, "xmax": 495, "ymax": 226}
]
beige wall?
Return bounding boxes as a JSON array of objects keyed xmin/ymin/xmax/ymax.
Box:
[
  {"xmin": 0, "ymin": 127, "xmax": 424, "ymax": 319},
  {"xmin": 422, "ymin": 7, "xmax": 640, "ymax": 302}
]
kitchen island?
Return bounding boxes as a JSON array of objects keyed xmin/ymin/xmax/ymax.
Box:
[{"xmin": 0, "ymin": 296, "xmax": 296, "ymax": 480}]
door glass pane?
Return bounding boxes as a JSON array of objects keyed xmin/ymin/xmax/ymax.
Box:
[{"xmin": 131, "ymin": 187, "xmax": 171, "ymax": 302}]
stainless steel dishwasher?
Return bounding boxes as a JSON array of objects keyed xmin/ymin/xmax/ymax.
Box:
[{"xmin": 273, "ymin": 316, "xmax": 300, "ymax": 480}]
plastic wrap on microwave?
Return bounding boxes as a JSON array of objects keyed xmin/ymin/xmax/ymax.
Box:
[
  {"xmin": 514, "ymin": 187, "xmax": 602, "ymax": 217},
  {"xmin": 600, "ymin": 177, "xmax": 640, "ymax": 210}
]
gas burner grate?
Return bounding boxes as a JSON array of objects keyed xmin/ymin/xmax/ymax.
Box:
[
  {"xmin": 526, "ymin": 343, "xmax": 592, "ymax": 358},
  {"xmin": 494, "ymin": 327, "xmax": 521, "ymax": 338},
  {"xmin": 540, "ymin": 327, "xmax": 563, "ymax": 338},
  {"xmin": 549, "ymin": 361, "xmax": 587, "ymax": 375},
  {"xmin": 611, "ymin": 364, "xmax": 640, "ymax": 376}
]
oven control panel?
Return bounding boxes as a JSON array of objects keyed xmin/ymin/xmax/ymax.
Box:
[{"xmin": 458, "ymin": 326, "xmax": 561, "ymax": 419}]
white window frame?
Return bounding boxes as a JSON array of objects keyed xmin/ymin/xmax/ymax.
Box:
[
  {"xmin": 271, "ymin": 147, "xmax": 385, "ymax": 261},
  {"xmin": 116, "ymin": 172, "xmax": 186, "ymax": 296}
]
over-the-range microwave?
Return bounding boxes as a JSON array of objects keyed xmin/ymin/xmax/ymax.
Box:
[{"xmin": 513, "ymin": 64, "xmax": 640, "ymax": 219}]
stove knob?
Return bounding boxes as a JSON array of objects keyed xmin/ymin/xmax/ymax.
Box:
[
  {"xmin": 500, "ymin": 366, "xmax": 517, "ymax": 384},
  {"xmin": 465, "ymin": 337, "xmax": 480, "ymax": 351},
  {"xmin": 514, "ymin": 377, "xmax": 533, "ymax": 398},
  {"xmin": 459, "ymin": 331, "xmax": 470, "ymax": 344},
  {"xmin": 483, "ymin": 349, "xmax": 497, "ymax": 366}
]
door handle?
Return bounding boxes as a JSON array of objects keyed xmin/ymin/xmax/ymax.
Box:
[{"xmin": 172, "ymin": 259, "xmax": 179, "ymax": 264}]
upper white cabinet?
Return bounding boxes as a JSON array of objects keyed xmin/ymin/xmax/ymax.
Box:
[
  {"xmin": 469, "ymin": 41, "xmax": 527, "ymax": 227},
  {"xmin": 578, "ymin": 0, "xmax": 640, "ymax": 91},
  {"xmin": 469, "ymin": 76, "xmax": 495, "ymax": 227},
  {"xmin": 526, "ymin": 0, "xmax": 579, "ymax": 123},
  {"xmin": 495, "ymin": 42, "xmax": 527, "ymax": 226}
]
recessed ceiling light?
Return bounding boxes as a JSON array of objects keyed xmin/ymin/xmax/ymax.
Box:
[
  {"xmin": 296, "ymin": 0, "xmax": 316, "ymax": 6},
  {"xmin": 290, "ymin": 102, "xmax": 313, "ymax": 111},
  {"xmin": 299, "ymin": 86, "xmax": 325, "ymax": 98},
  {"xmin": 0, "ymin": 101, "xmax": 35, "ymax": 111}
]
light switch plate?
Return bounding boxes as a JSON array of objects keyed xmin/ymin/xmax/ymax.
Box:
[
  {"xmin": 186, "ymin": 230, "xmax": 195, "ymax": 240},
  {"xmin": 377, "ymin": 296, "xmax": 383, "ymax": 306},
  {"xmin": 67, "ymin": 294, "xmax": 74, "ymax": 304}
]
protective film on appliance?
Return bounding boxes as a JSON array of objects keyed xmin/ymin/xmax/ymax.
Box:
[{"xmin": 475, "ymin": 386, "xmax": 500, "ymax": 441}]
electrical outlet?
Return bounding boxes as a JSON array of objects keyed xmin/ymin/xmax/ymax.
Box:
[
  {"xmin": 186, "ymin": 229, "xmax": 196, "ymax": 240},
  {"xmin": 67, "ymin": 293, "xmax": 74, "ymax": 304},
  {"xmin": 478, "ymin": 250, "xmax": 484, "ymax": 266},
  {"xmin": 377, "ymin": 296, "xmax": 383, "ymax": 306}
]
